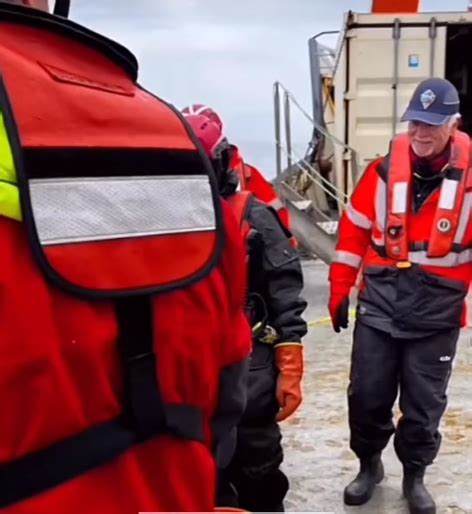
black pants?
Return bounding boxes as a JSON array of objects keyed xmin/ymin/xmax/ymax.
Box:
[
  {"xmin": 217, "ymin": 341, "xmax": 289, "ymax": 511},
  {"xmin": 348, "ymin": 321, "xmax": 459, "ymax": 469},
  {"xmin": 217, "ymin": 418, "xmax": 288, "ymax": 511}
]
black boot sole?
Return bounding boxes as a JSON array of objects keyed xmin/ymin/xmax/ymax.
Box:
[
  {"xmin": 404, "ymin": 498, "xmax": 436, "ymax": 514},
  {"xmin": 344, "ymin": 490, "xmax": 374, "ymax": 506},
  {"xmin": 343, "ymin": 463, "xmax": 385, "ymax": 506},
  {"xmin": 402, "ymin": 484, "xmax": 436, "ymax": 514},
  {"xmin": 406, "ymin": 506, "xmax": 436, "ymax": 514},
  {"xmin": 403, "ymin": 492, "xmax": 436, "ymax": 514}
]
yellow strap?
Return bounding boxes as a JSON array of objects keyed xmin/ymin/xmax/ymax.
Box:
[
  {"xmin": 0, "ymin": 180, "xmax": 21, "ymax": 221},
  {"xmin": 0, "ymin": 111, "xmax": 21, "ymax": 221}
]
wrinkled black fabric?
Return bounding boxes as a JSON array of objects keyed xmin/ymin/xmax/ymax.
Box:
[{"xmin": 348, "ymin": 322, "xmax": 458, "ymax": 468}]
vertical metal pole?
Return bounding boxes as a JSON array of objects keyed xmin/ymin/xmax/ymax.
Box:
[
  {"xmin": 273, "ymin": 82, "xmax": 282, "ymax": 178},
  {"xmin": 308, "ymin": 37, "xmax": 326, "ymax": 132},
  {"xmin": 429, "ymin": 18, "xmax": 437, "ymax": 77},
  {"xmin": 392, "ymin": 19, "xmax": 401, "ymax": 137},
  {"xmin": 284, "ymin": 91, "xmax": 292, "ymax": 170}
]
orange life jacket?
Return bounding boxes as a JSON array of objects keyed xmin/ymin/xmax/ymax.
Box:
[
  {"xmin": 226, "ymin": 190, "xmax": 253, "ymax": 245},
  {"xmin": 0, "ymin": 6, "xmax": 250, "ymax": 512},
  {"xmin": 330, "ymin": 130, "xmax": 472, "ymax": 331},
  {"xmin": 385, "ymin": 131, "xmax": 471, "ymax": 260},
  {"xmin": 229, "ymin": 146, "xmax": 296, "ymax": 247}
]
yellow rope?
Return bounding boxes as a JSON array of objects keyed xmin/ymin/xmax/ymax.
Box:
[{"xmin": 308, "ymin": 309, "xmax": 357, "ymax": 327}]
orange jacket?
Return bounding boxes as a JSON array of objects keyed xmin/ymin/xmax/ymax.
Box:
[
  {"xmin": 330, "ymin": 132, "xmax": 472, "ymax": 331},
  {"xmin": 230, "ymin": 146, "xmax": 293, "ymax": 240}
]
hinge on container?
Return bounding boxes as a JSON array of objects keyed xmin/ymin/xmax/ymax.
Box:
[
  {"xmin": 429, "ymin": 17, "xmax": 438, "ymax": 38},
  {"xmin": 393, "ymin": 18, "xmax": 401, "ymax": 39}
]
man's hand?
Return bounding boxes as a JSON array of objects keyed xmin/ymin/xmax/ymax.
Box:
[{"xmin": 329, "ymin": 294, "xmax": 350, "ymax": 333}]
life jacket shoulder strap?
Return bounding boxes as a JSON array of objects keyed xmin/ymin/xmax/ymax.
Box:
[
  {"xmin": 226, "ymin": 191, "xmax": 253, "ymax": 232},
  {"xmin": 383, "ymin": 130, "xmax": 472, "ymax": 260},
  {"xmin": 385, "ymin": 134, "xmax": 411, "ymax": 260},
  {"xmin": 0, "ymin": 294, "xmax": 204, "ymax": 509},
  {"xmin": 428, "ymin": 130, "xmax": 471, "ymax": 258},
  {"xmin": 376, "ymin": 155, "xmax": 390, "ymax": 182}
]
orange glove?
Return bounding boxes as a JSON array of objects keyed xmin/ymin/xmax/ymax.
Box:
[{"xmin": 274, "ymin": 344, "xmax": 303, "ymax": 422}]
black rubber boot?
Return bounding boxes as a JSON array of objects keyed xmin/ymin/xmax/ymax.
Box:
[
  {"xmin": 403, "ymin": 467, "xmax": 436, "ymax": 514},
  {"xmin": 344, "ymin": 453, "xmax": 384, "ymax": 506},
  {"xmin": 237, "ymin": 469, "xmax": 289, "ymax": 512},
  {"xmin": 216, "ymin": 469, "xmax": 239, "ymax": 508}
]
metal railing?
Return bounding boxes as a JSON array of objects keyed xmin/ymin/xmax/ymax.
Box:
[{"xmin": 273, "ymin": 81, "xmax": 360, "ymax": 215}]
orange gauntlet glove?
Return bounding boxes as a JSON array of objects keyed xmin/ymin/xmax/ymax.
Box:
[{"xmin": 274, "ymin": 344, "xmax": 303, "ymax": 422}]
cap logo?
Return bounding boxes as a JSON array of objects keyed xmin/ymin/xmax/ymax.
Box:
[{"xmin": 420, "ymin": 89, "xmax": 436, "ymax": 110}]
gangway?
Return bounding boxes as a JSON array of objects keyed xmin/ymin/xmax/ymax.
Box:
[{"xmin": 272, "ymin": 81, "xmax": 360, "ymax": 264}]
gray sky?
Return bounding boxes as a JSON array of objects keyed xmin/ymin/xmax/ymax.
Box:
[{"xmin": 71, "ymin": 0, "xmax": 469, "ymax": 176}]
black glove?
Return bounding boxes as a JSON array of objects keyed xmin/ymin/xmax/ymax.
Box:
[{"xmin": 330, "ymin": 296, "xmax": 349, "ymax": 333}]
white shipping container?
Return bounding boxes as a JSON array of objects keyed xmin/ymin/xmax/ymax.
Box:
[{"xmin": 332, "ymin": 10, "xmax": 472, "ymax": 195}]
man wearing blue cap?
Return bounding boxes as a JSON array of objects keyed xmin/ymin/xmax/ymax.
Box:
[{"xmin": 328, "ymin": 77, "xmax": 472, "ymax": 514}]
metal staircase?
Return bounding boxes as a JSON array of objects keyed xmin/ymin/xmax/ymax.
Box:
[{"xmin": 271, "ymin": 81, "xmax": 360, "ymax": 264}]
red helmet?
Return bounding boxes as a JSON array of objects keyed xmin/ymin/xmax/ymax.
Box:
[
  {"xmin": 183, "ymin": 112, "xmax": 233, "ymax": 191},
  {"xmin": 181, "ymin": 104, "xmax": 224, "ymax": 133},
  {"xmin": 0, "ymin": 0, "xmax": 70, "ymax": 15},
  {"xmin": 1, "ymin": 0, "xmax": 50, "ymax": 10},
  {"xmin": 183, "ymin": 114, "xmax": 226, "ymax": 160}
]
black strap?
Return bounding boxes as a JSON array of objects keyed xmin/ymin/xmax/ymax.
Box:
[
  {"xmin": 116, "ymin": 295, "xmax": 167, "ymax": 438},
  {"xmin": 409, "ymin": 241, "xmax": 428, "ymax": 252},
  {"xmin": 376, "ymin": 154, "xmax": 389, "ymax": 182},
  {"xmin": 0, "ymin": 406, "xmax": 206, "ymax": 509},
  {"xmin": 373, "ymin": 240, "xmax": 463, "ymax": 256},
  {"xmin": 0, "ymin": 418, "xmax": 136, "ymax": 509},
  {"xmin": 371, "ymin": 240, "xmax": 387, "ymax": 257},
  {"xmin": 445, "ymin": 167, "xmax": 462, "ymax": 181},
  {"xmin": 0, "ymin": 295, "xmax": 206, "ymax": 508}
]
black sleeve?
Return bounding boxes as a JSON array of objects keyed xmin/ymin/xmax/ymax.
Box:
[{"xmin": 246, "ymin": 199, "xmax": 308, "ymax": 343}]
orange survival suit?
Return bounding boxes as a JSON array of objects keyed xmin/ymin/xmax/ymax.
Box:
[{"xmin": 0, "ymin": 4, "xmax": 251, "ymax": 513}]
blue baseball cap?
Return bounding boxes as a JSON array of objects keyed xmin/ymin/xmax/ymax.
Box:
[{"xmin": 401, "ymin": 78, "xmax": 460, "ymax": 126}]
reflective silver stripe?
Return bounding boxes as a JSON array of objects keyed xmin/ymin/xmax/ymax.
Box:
[
  {"xmin": 375, "ymin": 179, "xmax": 386, "ymax": 230},
  {"xmin": 371, "ymin": 235, "xmax": 385, "ymax": 247},
  {"xmin": 454, "ymin": 192, "xmax": 472, "ymax": 244},
  {"xmin": 333, "ymin": 250, "xmax": 362, "ymax": 269},
  {"xmin": 438, "ymin": 178, "xmax": 459, "ymax": 210},
  {"xmin": 30, "ymin": 175, "xmax": 215, "ymax": 246},
  {"xmin": 268, "ymin": 197, "xmax": 284, "ymax": 210},
  {"xmin": 346, "ymin": 202, "xmax": 372, "ymax": 230},
  {"xmin": 392, "ymin": 182, "xmax": 408, "ymax": 214},
  {"xmin": 409, "ymin": 249, "xmax": 472, "ymax": 267}
]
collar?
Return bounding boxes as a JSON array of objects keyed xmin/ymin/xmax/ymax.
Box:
[{"xmin": 410, "ymin": 143, "xmax": 450, "ymax": 179}]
